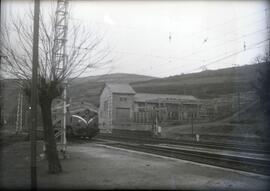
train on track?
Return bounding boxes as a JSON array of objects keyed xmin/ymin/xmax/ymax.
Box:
[
  {"xmin": 53, "ymin": 100, "xmax": 99, "ymax": 139},
  {"xmin": 65, "ymin": 114, "xmax": 99, "ymax": 139}
]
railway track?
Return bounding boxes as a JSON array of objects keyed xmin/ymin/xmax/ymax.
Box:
[
  {"xmin": 96, "ymin": 134, "xmax": 270, "ymax": 155},
  {"xmin": 70, "ymin": 134, "xmax": 270, "ymax": 175},
  {"xmin": 101, "ymin": 142, "xmax": 270, "ymax": 176}
]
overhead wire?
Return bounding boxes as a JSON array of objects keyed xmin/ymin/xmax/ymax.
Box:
[
  {"xmin": 69, "ymin": 10, "xmax": 268, "ymax": 55},
  {"xmin": 67, "ymin": 24, "xmax": 268, "ymax": 66},
  {"xmin": 69, "ymin": 7, "xmax": 269, "ymax": 41},
  {"xmin": 67, "ymin": 6, "xmax": 268, "ymax": 56},
  {"xmin": 170, "ymin": 8, "xmax": 269, "ymax": 44},
  {"xmin": 146, "ymin": 26, "xmax": 268, "ymax": 73},
  {"xmin": 68, "ymin": 7, "xmax": 269, "ymax": 61},
  {"xmin": 185, "ymin": 38, "xmax": 270, "ymax": 74},
  {"xmin": 67, "ymin": 5, "xmax": 269, "ymax": 76},
  {"xmin": 145, "ymin": 36, "xmax": 269, "ymax": 76}
]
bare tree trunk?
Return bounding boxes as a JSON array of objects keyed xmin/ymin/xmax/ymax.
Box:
[{"xmin": 40, "ymin": 96, "xmax": 62, "ymax": 174}]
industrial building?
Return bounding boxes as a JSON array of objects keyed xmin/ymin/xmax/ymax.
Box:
[{"xmin": 98, "ymin": 83, "xmax": 205, "ymax": 133}]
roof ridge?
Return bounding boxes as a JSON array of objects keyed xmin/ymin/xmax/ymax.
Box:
[
  {"xmin": 106, "ymin": 83, "xmax": 136, "ymax": 94},
  {"xmin": 135, "ymin": 92, "xmax": 195, "ymax": 97}
]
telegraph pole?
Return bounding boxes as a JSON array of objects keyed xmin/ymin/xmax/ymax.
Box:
[
  {"xmin": 30, "ymin": 0, "xmax": 40, "ymax": 189},
  {"xmin": 191, "ymin": 114, "xmax": 194, "ymax": 139},
  {"xmin": 16, "ymin": 92, "xmax": 22, "ymax": 133},
  {"xmin": 233, "ymin": 63, "xmax": 240, "ymax": 121},
  {"xmin": 0, "ymin": 0, "xmax": 3, "ymax": 128},
  {"xmin": 238, "ymin": 91, "xmax": 240, "ymax": 121}
]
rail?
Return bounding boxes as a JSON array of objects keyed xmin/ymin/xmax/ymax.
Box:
[
  {"xmin": 102, "ymin": 142, "xmax": 270, "ymax": 176},
  {"xmin": 96, "ymin": 134, "xmax": 270, "ymax": 155}
]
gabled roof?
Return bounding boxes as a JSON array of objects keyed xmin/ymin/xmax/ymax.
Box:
[
  {"xmin": 52, "ymin": 100, "xmax": 98, "ymax": 113},
  {"xmin": 106, "ymin": 83, "xmax": 136, "ymax": 94},
  {"xmin": 69, "ymin": 101, "xmax": 98, "ymax": 113},
  {"xmin": 134, "ymin": 93, "xmax": 197, "ymax": 102}
]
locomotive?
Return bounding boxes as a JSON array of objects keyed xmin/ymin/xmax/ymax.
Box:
[
  {"xmin": 53, "ymin": 101, "xmax": 99, "ymax": 139},
  {"xmin": 66, "ymin": 114, "xmax": 99, "ymax": 138}
]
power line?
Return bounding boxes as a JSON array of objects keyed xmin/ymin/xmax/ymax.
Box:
[
  {"xmin": 185, "ymin": 16, "xmax": 267, "ymax": 45},
  {"xmin": 68, "ymin": 25, "xmax": 268, "ymax": 65},
  {"xmin": 69, "ymin": 7, "xmax": 269, "ymax": 38},
  {"xmin": 66, "ymin": 4, "xmax": 269, "ymax": 76},
  {"xmin": 67, "ymin": 45, "xmax": 203, "ymax": 62},
  {"xmin": 71, "ymin": 26, "xmax": 268, "ymax": 76},
  {"xmin": 170, "ymin": 8, "xmax": 269, "ymax": 43},
  {"xmin": 141, "ymin": 38, "xmax": 268, "ymax": 76},
  {"xmin": 69, "ymin": 11, "xmax": 268, "ymax": 52},
  {"xmin": 153, "ymin": 26, "xmax": 268, "ymax": 71},
  {"xmin": 64, "ymin": 6, "xmax": 269, "ymax": 65},
  {"xmin": 185, "ymin": 38, "xmax": 270, "ymax": 74}
]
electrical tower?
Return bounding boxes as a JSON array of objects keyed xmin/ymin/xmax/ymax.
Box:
[
  {"xmin": 52, "ymin": 0, "xmax": 69, "ymax": 156},
  {"xmin": 52, "ymin": 0, "xmax": 69, "ymax": 76}
]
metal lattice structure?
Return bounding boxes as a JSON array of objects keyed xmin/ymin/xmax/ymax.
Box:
[
  {"xmin": 52, "ymin": 0, "xmax": 69, "ymax": 155},
  {"xmin": 52, "ymin": 0, "xmax": 69, "ymax": 77}
]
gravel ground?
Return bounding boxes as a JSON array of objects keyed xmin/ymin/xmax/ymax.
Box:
[{"xmin": 1, "ymin": 140, "xmax": 269, "ymax": 190}]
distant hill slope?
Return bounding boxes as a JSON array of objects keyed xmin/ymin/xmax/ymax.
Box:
[
  {"xmin": 69, "ymin": 73, "xmax": 157, "ymax": 106},
  {"xmin": 131, "ymin": 64, "xmax": 262, "ymax": 99},
  {"xmin": 1, "ymin": 73, "xmax": 156, "ymax": 125},
  {"xmin": 73, "ymin": 73, "xmax": 157, "ymax": 84},
  {"xmin": 1, "ymin": 64, "xmax": 263, "ymax": 121},
  {"xmin": 69, "ymin": 64, "xmax": 263, "ymax": 106}
]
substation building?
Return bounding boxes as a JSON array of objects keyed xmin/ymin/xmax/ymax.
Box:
[{"xmin": 98, "ymin": 83, "xmax": 208, "ymax": 134}]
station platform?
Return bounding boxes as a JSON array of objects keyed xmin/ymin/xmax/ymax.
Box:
[{"xmin": 36, "ymin": 142, "xmax": 270, "ymax": 190}]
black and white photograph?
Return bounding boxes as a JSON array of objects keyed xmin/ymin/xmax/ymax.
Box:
[{"xmin": 0, "ymin": 0, "xmax": 270, "ymax": 190}]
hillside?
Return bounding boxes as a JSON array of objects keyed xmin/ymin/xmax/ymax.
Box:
[
  {"xmin": 68, "ymin": 64, "xmax": 264, "ymax": 107},
  {"xmin": 73, "ymin": 73, "xmax": 157, "ymax": 84},
  {"xmin": 1, "ymin": 64, "xmax": 264, "ymax": 126},
  {"xmin": 131, "ymin": 64, "xmax": 262, "ymax": 99},
  {"xmin": 68, "ymin": 73, "xmax": 157, "ymax": 106},
  {"xmin": 1, "ymin": 73, "xmax": 156, "ymax": 126}
]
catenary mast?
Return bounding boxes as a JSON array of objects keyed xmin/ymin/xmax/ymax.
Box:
[{"xmin": 52, "ymin": 0, "xmax": 69, "ymax": 155}]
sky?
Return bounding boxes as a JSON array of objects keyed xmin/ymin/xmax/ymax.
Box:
[{"xmin": 2, "ymin": 0, "xmax": 270, "ymax": 78}]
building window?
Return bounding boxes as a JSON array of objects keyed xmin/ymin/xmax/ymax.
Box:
[{"xmin": 120, "ymin": 96, "xmax": 127, "ymax": 102}]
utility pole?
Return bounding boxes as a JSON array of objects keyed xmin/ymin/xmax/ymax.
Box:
[
  {"xmin": 238, "ymin": 91, "xmax": 240, "ymax": 122},
  {"xmin": 30, "ymin": 0, "xmax": 40, "ymax": 189},
  {"xmin": 0, "ymin": 0, "xmax": 1, "ymax": 128},
  {"xmin": 266, "ymin": 8, "xmax": 270, "ymax": 57},
  {"xmin": 237, "ymin": 66, "xmax": 241, "ymax": 122},
  {"xmin": 16, "ymin": 93, "xmax": 21, "ymax": 133},
  {"xmin": 20, "ymin": 93, "xmax": 23, "ymax": 132},
  {"xmin": 191, "ymin": 114, "xmax": 194, "ymax": 139},
  {"xmin": 16, "ymin": 92, "xmax": 23, "ymax": 133},
  {"xmin": 233, "ymin": 63, "xmax": 240, "ymax": 122},
  {"xmin": 61, "ymin": 82, "xmax": 67, "ymax": 154},
  {"xmin": 0, "ymin": 0, "xmax": 3, "ymax": 128}
]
